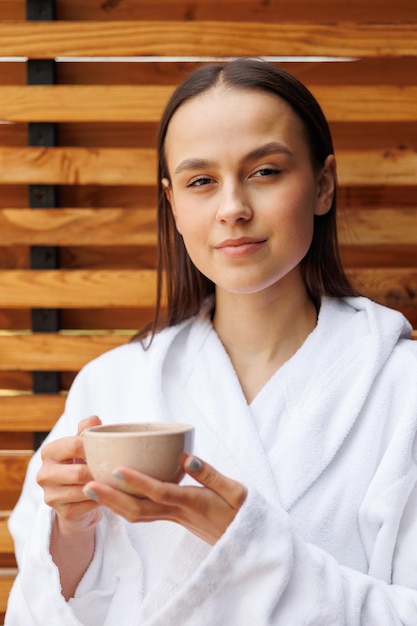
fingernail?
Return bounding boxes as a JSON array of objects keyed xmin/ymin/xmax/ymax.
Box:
[
  {"xmin": 185, "ymin": 457, "xmax": 202, "ymax": 472},
  {"xmin": 112, "ymin": 470, "xmax": 126, "ymax": 481},
  {"xmin": 83, "ymin": 487, "xmax": 99, "ymax": 501}
]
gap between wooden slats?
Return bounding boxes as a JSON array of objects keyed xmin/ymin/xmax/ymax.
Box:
[
  {"xmin": 1, "ymin": 85, "xmax": 417, "ymax": 123},
  {"xmin": 0, "ymin": 208, "xmax": 416, "ymax": 246},
  {"xmin": 0, "ymin": 148, "xmax": 416, "ymax": 186},
  {"xmin": 0, "ymin": 22, "xmax": 416, "ymax": 58},
  {"xmin": 2, "ymin": 0, "xmax": 417, "ymax": 22}
]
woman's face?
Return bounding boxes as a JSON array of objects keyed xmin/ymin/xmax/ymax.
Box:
[{"xmin": 163, "ymin": 86, "xmax": 335, "ymax": 299}]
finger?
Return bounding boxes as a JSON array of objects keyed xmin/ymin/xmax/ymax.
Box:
[
  {"xmin": 184, "ymin": 456, "xmax": 247, "ymax": 508},
  {"xmin": 77, "ymin": 415, "xmax": 101, "ymax": 436},
  {"xmin": 37, "ymin": 457, "xmax": 94, "ymax": 490},
  {"xmin": 41, "ymin": 434, "xmax": 86, "ymax": 464},
  {"xmin": 82, "ymin": 480, "xmax": 174, "ymax": 524}
]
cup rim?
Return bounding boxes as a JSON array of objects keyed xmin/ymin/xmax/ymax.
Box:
[{"xmin": 82, "ymin": 422, "xmax": 194, "ymax": 437}]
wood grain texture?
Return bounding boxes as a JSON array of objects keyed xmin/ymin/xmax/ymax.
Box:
[
  {"xmin": 0, "ymin": 518, "xmax": 15, "ymax": 554},
  {"xmin": 0, "ymin": 147, "xmax": 157, "ymax": 185},
  {"xmin": 338, "ymin": 208, "xmax": 417, "ymax": 245},
  {"xmin": 348, "ymin": 268, "xmax": 417, "ymax": 310},
  {"xmin": 0, "ymin": 572, "xmax": 15, "ymax": 615},
  {"xmin": 0, "ymin": 396, "xmax": 65, "ymax": 431},
  {"xmin": 1, "ymin": 85, "xmax": 417, "ymax": 123},
  {"xmin": 0, "ymin": 147, "xmax": 416, "ymax": 186},
  {"xmin": 0, "ymin": 270, "xmax": 157, "ymax": 307},
  {"xmin": 0, "ymin": 453, "xmax": 31, "ymax": 497},
  {"xmin": 336, "ymin": 150, "xmax": 417, "ymax": 186},
  {"xmin": 0, "ymin": 207, "xmax": 415, "ymax": 246},
  {"xmin": 0, "ymin": 333, "xmax": 132, "ymax": 370},
  {"xmin": 0, "ymin": 209, "xmax": 157, "ymax": 245},
  {"xmin": 0, "ymin": 21, "xmax": 416, "ymax": 58}
]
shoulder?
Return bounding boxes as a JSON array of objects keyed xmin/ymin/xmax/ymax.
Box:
[{"xmin": 63, "ymin": 316, "xmax": 205, "ymax": 424}]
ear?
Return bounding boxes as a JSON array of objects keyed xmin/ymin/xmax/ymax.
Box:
[
  {"xmin": 161, "ymin": 177, "xmax": 173, "ymax": 205},
  {"xmin": 161, "ymin": 177, "xmax": 181, "ymax": 233},
  {"xmin": 315, "ymin": 154, "xmax": 336, "ymax": 216}
]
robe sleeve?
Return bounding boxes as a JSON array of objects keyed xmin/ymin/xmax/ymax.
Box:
[
  {"xmin": 141, "ymin": 487, "xmax": 417, "ymax": 625},
  {"xmin": 5, "ymin": 348, "xmax": 147, "ymax": 626}
]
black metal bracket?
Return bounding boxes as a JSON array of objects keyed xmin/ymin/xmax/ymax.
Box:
[
  {"xmin": 27, "ymin": 1, "xmax": 59, "ymax": 447},
  {"xmin": 26, "ymin": 0, "xmax": 55, "ymax": 21}
]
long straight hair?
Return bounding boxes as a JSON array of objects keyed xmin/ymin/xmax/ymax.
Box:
[{"xmin": 140, "ymin": 58, "xmax": 357, "ymax": 341}]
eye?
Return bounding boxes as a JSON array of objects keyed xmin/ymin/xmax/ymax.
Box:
[
  {"xmin": 251, "ymin": 167, "xmax": 281, "ymax": 178},
  {"xmin": 187, "ymin": 176, "xmax": 214, "ymax": 188}
]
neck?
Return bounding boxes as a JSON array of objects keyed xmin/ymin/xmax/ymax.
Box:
[{"xmin": 212, "ymin": 285, "xmax": 318, "ymax": 402}]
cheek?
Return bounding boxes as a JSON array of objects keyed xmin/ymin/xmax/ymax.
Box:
[
  {"xmin": 170, "ymin": 193, "xmax": 207, "ymax": 240},
  {"xmin": 273, "ymin": 188, "xmax": 317, "ymax": 253}
]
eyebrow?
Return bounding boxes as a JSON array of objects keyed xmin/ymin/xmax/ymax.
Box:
[
  {"xmin": 174, "ymin": 158, "xmax": 216, "ymax": 176},
  {"xmin": 243, "ymin": 142, "xmax": 293, "ymax": 163},
  {"xmin": 173, "ymin": 141, "xmax": 292, "ymax": 176}
]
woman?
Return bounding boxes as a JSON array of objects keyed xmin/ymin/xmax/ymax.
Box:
[{"xmin": 6, "ymin": 58, "xmax": 417, "ymax": 625}]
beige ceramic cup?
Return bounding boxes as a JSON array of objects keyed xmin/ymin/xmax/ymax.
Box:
[{"xmin": 83, "ymin": 422, "xmax": 194, "ymax": 494}]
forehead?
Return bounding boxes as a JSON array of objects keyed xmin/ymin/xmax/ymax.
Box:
[{"xmin": 164, "ymin": 86, "xmax": 308, "ymax": 164}]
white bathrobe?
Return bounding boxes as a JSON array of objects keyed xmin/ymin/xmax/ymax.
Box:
[{"xmin": 5, "ymin": 296, "xmax": 417, "ymax": 625}]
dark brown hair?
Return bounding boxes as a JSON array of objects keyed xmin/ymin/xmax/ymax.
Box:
[{"xmin": 141, "ymin": 58, "xmax": 356, "ymax": 340}]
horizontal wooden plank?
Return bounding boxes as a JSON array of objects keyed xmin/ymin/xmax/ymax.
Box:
[
  {"xmin": 0, "ymin": 452, "xmax": 31, "ymax": 496},
  {"xmin": 0, "ymin": 209, "xmax": 157, "ymax": 246},
  {"xmin": 312, "ymin": 86, "xmax": 417, "ymax": 123},
  {"xmin": 0, "ymin": 207, "xmax": 415, "ymax": 246},
  {"xmin": 348, "ymin": 268, "xmax": 417, "ymax": 310},
  {"xmin": 338, "ymin": 208, "xmax": 417, "ymax": 245},
  {"xmin": 0, "ymin": 333, "xmax": 133, "ymax": 371},
  {"xmin": 0, "ymin": 571, "xmax": 15, "ymax": 614},
  {"xmin": 0, "ymin": 268, "xmax": 414, "ymax": 313},
  {"xmin": 53, "ymin": 57, "xmax": 417, "ymax": 88},
  {"xmin": 1, "ymin": 85, "xmax": 417, "ymax": 123},
  {"xmin": 0, "ymin": 518, "xmax": 14, "ymax": 554},
  {"xmin": 0, "ymin": 21, "xmax": 416, "ymax": 58},
  {"xmin": 0, "ymin": 270, "xmax": 157, "ymax": 307},
  {"xmin": 0, "ymin": 148, "xmax": 156, "ymax": 185},
  {"xmin": 0, "ymin": 86, "xmax": 171, "ymax": 123},
  {"xmin": 337, "ymin": 150, "xmax": 417, "ymax": 186},
  {"xmin": 0, "ymin": 147, "xmax": 416, "ymax": 186},
  {"xmin": 0, "ymin": 395, "xmax": 64, "ymax": 431}
]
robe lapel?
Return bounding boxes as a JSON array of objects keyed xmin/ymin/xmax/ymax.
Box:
[{"xmin": 151, "ymin": 317, "xmax": 283, "ymax": 504}]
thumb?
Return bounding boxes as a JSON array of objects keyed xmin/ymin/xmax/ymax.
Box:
[{"xmin": 184, "ymin": 456, "xmax": 247, "ymax": 509}]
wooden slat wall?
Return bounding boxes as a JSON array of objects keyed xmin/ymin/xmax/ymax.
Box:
[{"xmin": 0, "ymin": 0, "xmax": 416, "ymax": 620}]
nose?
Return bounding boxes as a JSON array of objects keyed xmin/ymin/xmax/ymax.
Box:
[{"xmin": 215, "ymin": 183, "xmax": 253, "ymax": 224}]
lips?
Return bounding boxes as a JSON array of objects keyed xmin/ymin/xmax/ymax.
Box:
[
  {"xmin": 215, "ymin": 237, "xmax": 265, "ymax": 249},
  {"xmin": 215, "ymin": 236, "xmax": 266, "ymax": 257}
]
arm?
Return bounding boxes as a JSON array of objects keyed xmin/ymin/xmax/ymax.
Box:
[
  {"xmin": 82, "ymin": 457, "xmax": 417, "ymax": 625},
  {"xmin": 36, "ymin": 416, "xmax": 103, "ymax": 600}
]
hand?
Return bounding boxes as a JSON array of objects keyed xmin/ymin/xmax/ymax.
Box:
[
  {"xmin": 37, "ymin": 416, "xmax": 104, "ymax": 534},
  {"xmin": 82, "ymin": 456, "xmax": 247, "ymax": 545}
]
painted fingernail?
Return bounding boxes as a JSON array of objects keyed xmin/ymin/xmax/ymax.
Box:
[
  {"xmin": 112, "ymin": 470, "xmax": 126, "ymax": 481},
  {"xmin": 83, "ymin": 487, "xmax": 99, "ymax": 501},
  {"xmin": 185, "ymin": 457, "xmax": 202, "ymax": 472}
]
